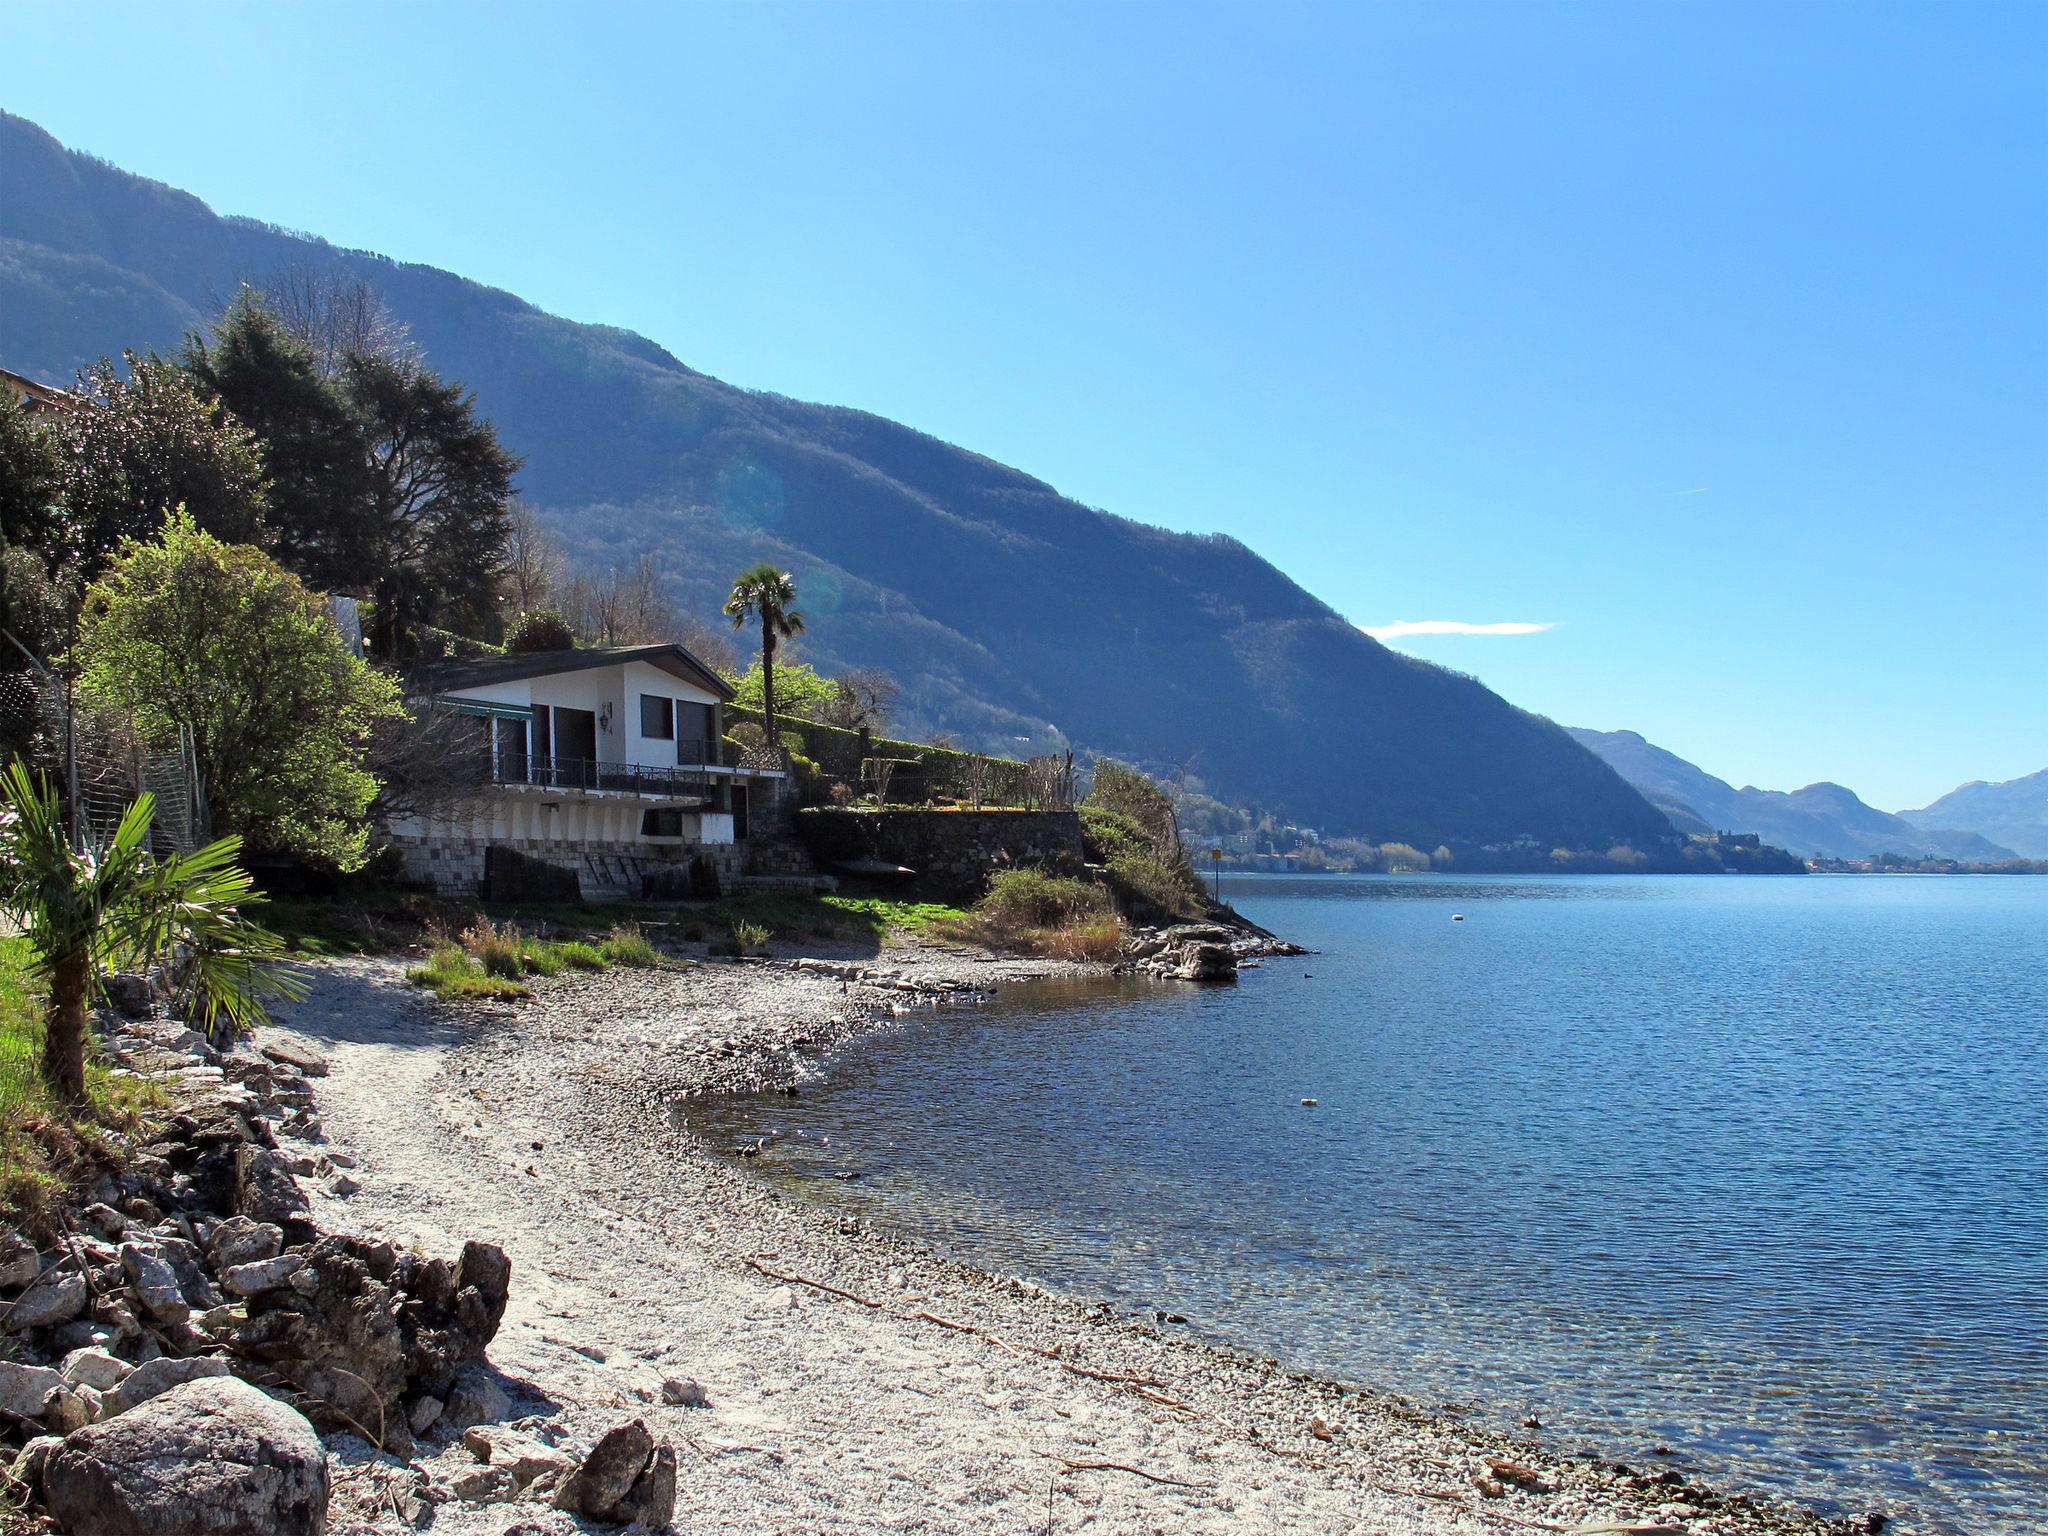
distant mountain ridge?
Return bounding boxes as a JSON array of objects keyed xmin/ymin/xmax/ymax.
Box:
[
  {"xmin": 1567, "ymin": 728, "xmax": 2019, "ymax": 861},
  {"xmin": 1900, "ymin": 770, "xmax": 2048, "ymax": 858},
  {"xmin": 0, "ymin": 109, "xmax": 1676, "ymax": 852}
]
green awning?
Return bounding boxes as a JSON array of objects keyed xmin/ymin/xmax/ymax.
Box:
[{"xmin": 436, "ymin": 698, "xmax": 534, "ymax": 722}]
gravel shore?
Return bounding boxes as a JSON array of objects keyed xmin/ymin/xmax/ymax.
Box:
[{"xmin": 267, "ymin": 934, "xmax": 1861, "ymax": 1536}]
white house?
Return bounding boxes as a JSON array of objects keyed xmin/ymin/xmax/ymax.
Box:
[{"xmin": 382, "ymin": 643, "xmax": 788, "ymax": 898}]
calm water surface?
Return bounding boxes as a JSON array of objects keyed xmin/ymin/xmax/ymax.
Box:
[{"xmin": 685, "ymin": 875, "xmax": 2048, "ymax": 1533}]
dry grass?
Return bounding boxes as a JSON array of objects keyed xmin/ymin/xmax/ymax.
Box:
[{"xmin": 932, "ymin": 872, "xmax": 1124, "ymax": 962}]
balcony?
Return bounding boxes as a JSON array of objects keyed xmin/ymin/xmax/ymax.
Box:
[{"xmin": 490, "ymin": 753, "xmax": 768, "ymax": 800}]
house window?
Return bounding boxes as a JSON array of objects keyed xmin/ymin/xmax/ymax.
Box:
[
  {"xmin": 641, "ymin": 807, "xmax": 688, "ymax": 838},
  {"xmin": 640, "ymin": 695, "xmax": 674, "ymax": 739}
]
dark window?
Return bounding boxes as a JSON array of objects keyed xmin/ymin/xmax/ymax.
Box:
[
  {"xmin": 641, "ymin": 807, "xmax": 688, "ymax": 838},
  {"xmin": 677, "ymin": 701, "xmax": 716, "ymax": 764},
  {"xmin": 640, "ymin": 695, "xmax": 674, "ymax": 739}
]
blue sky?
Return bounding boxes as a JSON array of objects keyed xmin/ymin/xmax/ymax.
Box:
[{"xmin": 6, "ymin": 1, "xmax": 2043, "ymax": 810}]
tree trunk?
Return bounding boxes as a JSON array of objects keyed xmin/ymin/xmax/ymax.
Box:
[
  {"xmin": 761, "ymin": 623, "xmax": 778, "ymax": 748},
  {"xmin": 43, "ymin": 949, "xmax": 91, "ymax": 1106}
]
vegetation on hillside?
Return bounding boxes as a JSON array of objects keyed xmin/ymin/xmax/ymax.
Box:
[
  {"xmin": 1081, "ymin": 760, "xmax": 1206, "ymax": 921},
  {"xmin": 0, "ymin": 108, "xmax": 1685, "ymax": 853}
]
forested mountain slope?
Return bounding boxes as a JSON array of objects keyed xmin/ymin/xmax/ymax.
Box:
[{"xmin": 0, "ymin": 110, "xmax": 1672, "ymax": 849}]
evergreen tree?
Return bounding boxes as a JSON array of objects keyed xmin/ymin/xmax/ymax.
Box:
[
  {"xmin": 184, "ymin": 291, "xmax": 375, "ymax": 592},
  {"xmin": 346, "ymin": 350, "xmax": 520, "ymax": 653}
]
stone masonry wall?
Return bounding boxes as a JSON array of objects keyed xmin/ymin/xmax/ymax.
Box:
[
  {"xmin": 388, "ymin": 835, "xmax": 746, "ymax": 902},
  {"xmin": 793, "ymin": 809, "xmax": 1084, "ymax": 898}
]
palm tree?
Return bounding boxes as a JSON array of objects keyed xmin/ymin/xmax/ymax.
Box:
[
  {"xmin": 0, "ymin": 761, "xmax": 301, "ymax": 1105},
  {"xmin": 723, "ymin": 565, "xmax": 806, "ymax": 746}
]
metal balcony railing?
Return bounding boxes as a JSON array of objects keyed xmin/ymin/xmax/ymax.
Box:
[{"xmin": 492, "ymin": 754, "xmax": 720, "ymax": 798}]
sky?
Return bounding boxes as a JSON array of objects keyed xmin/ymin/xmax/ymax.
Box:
[{"xmin": 5, "ymin": 0, "xmax": 2043, "ymax": 810}]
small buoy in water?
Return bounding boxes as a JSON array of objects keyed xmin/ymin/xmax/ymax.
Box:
[
  {"xmin": 1301, "ymin": 1097, "xmax": 1319, "ymax": 1107},
  {"xmin": 1451, "ymin": 913, "xmax": 1464, "ymax": 921}
]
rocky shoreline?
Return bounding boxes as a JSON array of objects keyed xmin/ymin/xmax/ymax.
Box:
[{"xmin": 5, "ymin": 930, "xmax": 1881, "ymax": 1535}]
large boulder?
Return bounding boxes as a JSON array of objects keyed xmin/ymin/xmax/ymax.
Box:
[
  {"xmin": 233, "ymin": 1234, "xmax": 509, "ymax": 1449},
  {"xmin": 39, "ymin": 1375, "xmax": 328, "ymax": 1536},
  {"xmin": 1166, "ymin": 940, "xmax": 1238, "ymax": 982}
]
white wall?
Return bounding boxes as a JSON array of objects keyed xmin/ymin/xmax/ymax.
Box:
[
  {"xmin": 619, "ymin": 659, "xmax": 723, "ymax": 769},
  {"xmin": 438, "ymin": 660, "xmax": 723, "ymax": 768}
]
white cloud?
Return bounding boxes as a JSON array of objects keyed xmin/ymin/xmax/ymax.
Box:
[{"xmin": 1360, "ymin": 619, "xmax": 1555, "ymax": 641}]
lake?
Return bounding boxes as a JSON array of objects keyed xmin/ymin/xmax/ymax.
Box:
[{"xmin": 686, "ymin": 874, "xmax": 2048, "ymax": 1534}]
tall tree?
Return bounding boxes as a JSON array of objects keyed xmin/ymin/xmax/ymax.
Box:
[
  {"xmin": 345, "ymin": 350, "xmax": 520, "ymax": 653},
  {"xmin": 57, "ymin": 355, "xmax": 268, "ymax": 570},
  {"xmin": 184, "ymin": 289, "xmax": 519, "ymax": 652},
  {"xmin": 0, "ymin": 761, "xmax": 299, "ymax": 1104},
  {"xmin": 183, "ymin": 290, "xmax": 375, "ymax": 591},
  {"xmin": 78, "ymin": 511, "xmax": 404, "ymax": 870},
  {"xmin": 723, "ymin": 564, "xmax": 806, "ymax": 744}
]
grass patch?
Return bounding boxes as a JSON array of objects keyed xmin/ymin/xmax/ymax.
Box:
[
  {"xmin": 598, "ymin": 924, "xmax": 662, "ymax": 968},
  {"xmin": 405, "ymin": 938, "xmax": 532, "ymax": 1002},
  {"xmin": 552, "ymin": 941, "xmax": 608, "ymax": 971},
  {"xmin": 0, "ymin": 938, "xmax": 165, "ymax": 1226},
  {"xmin": 403, "ymin": 917, "xmax": 677, "ymax": 1000}
]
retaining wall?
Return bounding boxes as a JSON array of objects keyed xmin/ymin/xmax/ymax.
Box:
[{"xmin": 794, "ymin": 808, "xmax": 1084, "ymax": 897}]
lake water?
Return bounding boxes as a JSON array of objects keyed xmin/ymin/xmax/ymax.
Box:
[{"xmin": 685, "ymin": 874, "xmax": 2048, "ymax": 1534}]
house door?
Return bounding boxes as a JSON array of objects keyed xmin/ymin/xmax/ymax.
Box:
[
  {"xmin": 496, "ymin": 717, "xmax": 530, "ymax": 782},
  {"xmin": 732, "ymin": 784, "xmax": 749, "ymax": 841},
  {"xmin": 554, "ymin": 707, "xmax": 597, "ymax": 787}
]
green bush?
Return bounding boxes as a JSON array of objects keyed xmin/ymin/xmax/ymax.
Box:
[
  {"xmin": 505, "ymin": 608, "xmax": 576, "ymax": 652},
  {"xmin": 405, "ymin": 942, "xmax": 531, "ymax": 1002},
  {"xmin": 553, "ymin": 941, "xmax": 608, "ymax": 970}
]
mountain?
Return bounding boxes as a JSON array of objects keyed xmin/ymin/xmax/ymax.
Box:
[
  {"xmin": 1900, "ymin": 771, "xmax": 2048, "ymax": 858},
  {"xmin": 1567, "ymin": 728, "xmax": 2018, "ymax": 861},
  {"xmin": 0, "ymin": 110, "xmax": 1676, "ymax": 852}
]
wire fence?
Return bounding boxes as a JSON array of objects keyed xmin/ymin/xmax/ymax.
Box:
[{"xmin": 0, "ymin": 666, "xmax": 205, "ymax": 854}]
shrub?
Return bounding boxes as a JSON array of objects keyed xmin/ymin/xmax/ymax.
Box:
[
  {"xmin": 978, "ymin": 869, "xmax": 1114, "ymax": 928},
  {"xmin": 505, "ymin": 608, "xmax": 577, "ymax": 652},
  {"xmin": 406, "ymin": 941, "xmax": 530, "ymax": 1002},
  {"xmin": 1104, "ymin": 850, "xmax": 1205, "ymax": 920},
  {"xmin": 730, "ymin": 919, "xmax": 770, "ymax": 956}
]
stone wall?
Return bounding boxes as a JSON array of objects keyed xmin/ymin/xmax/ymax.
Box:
[
  {"xmin": 387, "ymin": 835, "xmax": 746, "ymax": 902},
  {"xmin": 793, "ymin": 808, "xmax": 1084, "ymax": 898}
]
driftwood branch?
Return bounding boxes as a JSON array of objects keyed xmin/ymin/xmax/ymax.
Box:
[{"xmin": 1043, "ymin": 1453, "xmax": 1214, "ymax": 1490}]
